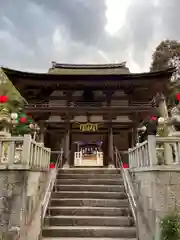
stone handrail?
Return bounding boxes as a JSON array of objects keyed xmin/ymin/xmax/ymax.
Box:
[
  {"xmin": 39, "ymin": 151, "xmax": 63, "ymax": 240},
  {"xmin": 0, "ymin": 134, "xmax": 51, "ymax": 170},
  {"xmin": 41, "ymin": 151, "xmax": 63, "ymax": 219},
  {"xmin": 114, "ymin": 147, "xmax": 151, "ymax": 240},
  {"xmin": 129, "ymin": 135, "xmax": 180, "ymax": 168},
  {"xmin": 114, "ymin": 147, "xmax": 137, "ymax": 222}
]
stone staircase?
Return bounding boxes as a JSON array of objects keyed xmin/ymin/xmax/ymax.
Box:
[{"xmin": 42, "ymin": 168, "xmax": 137, "ymax": 239}]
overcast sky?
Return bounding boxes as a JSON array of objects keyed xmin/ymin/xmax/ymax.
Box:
[{"xmin": 0, "ymin": 0, "xmax": 180, "ymax": 73}]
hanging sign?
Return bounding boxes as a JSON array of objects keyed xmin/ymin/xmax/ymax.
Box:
[{"xmin": 79, "ymin": 123, "xmax": 98, "ymax": 132}]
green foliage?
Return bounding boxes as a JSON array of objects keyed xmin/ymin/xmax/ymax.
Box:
[
  {"xmin": 0, "ymin": 68, "xmax": 25, "ymax": 112},
  {"xmin": 0, "ymin": 68, "xmax": 34, "ymax": 136},
  {"xmin": 11, "ymin": 113, "xmax": 33, "ymax": 136},
  {"xmin": 151, "ymin": 40, "xmax": 180, "ymax": 106},
  {"xmin": 160, "ymin": 213, "xmax": 180, "ymax": 240},
  {"xmin": 151, "ymin": 40, "xmax": 180, "ymax": 71}
]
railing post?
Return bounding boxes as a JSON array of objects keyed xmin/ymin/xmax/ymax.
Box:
[
  {"xmin": 22, "ymin": 134, "xmax": 32, "ymax": 167},
  {"xmin": 7, "ymin": 140, "xmax": 15, "ymax": 167},
  {"xmin": 128, "ymin": 149, "xmax": 133, "ymax": 168},
  {"xmin": 164, "ymin": 142, "xmax": 173, "ymax": 165},
  {"xmin": 147, "ymin": 135, "xmax": 157, "ymax": 166}
]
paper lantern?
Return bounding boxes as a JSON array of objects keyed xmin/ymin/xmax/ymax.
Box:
[
  {"xmin": 49, "ymin": 163, "xmax": 55, "ymax": 169},
  {"xmin": 0, "ymin": 95, "xmax": 8, "ymax": 103},
  {"xmin": 29, "ymin": 123, "xmax": 34, "ymax": 129},
  {"xmin": 19, "ymin": 117, "xmax": 27, "ymax": 123},
  {"xmin": 158, "ymin": 117, "xmax": 165, "ymax": 125},
  {"xmin": 122, "ymin": 163, "xmax": 129, "ymax": 169},
  {"xmin": 151, "ymin": 116, "xmax": 157, "ymax": 121},
  {"xmin": 11, "ymin": 112, "xmax": 18, "ymax": 120},
  {"xmin": 176, "ymin": 93, "xmax": 180, "ymax": 101}
]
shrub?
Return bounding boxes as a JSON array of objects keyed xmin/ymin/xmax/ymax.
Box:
[{"xmin": 160, "ymin": 212, "xmax": 180, "ymax": 240}]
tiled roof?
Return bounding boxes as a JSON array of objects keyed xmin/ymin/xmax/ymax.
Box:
[{"xmin": 51, "ymin": 62, "xmax": 127, "ymax": 69}]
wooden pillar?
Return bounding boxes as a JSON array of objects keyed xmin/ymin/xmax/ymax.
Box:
[
  {"xmin": 131, "ymin": 126, "xmax": 138, "ymax": 146},
  {"xmin": 128, "ymin": 131, "xmax": 132, "ymax": 148},
  {"xmin": 64, "ymin": 127, "xmax": 70, "ymax": 166},
  {"xmin": 108, "ymin": 126, "xmax": 114, "ymax": 167}
]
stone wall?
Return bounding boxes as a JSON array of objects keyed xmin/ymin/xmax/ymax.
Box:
[
  {"xmin": 131, "ymin": 166, "xmax": 180, "ymax": 240},
  {"xmin": 0, "ymin": 170, "xmax": 49, "ymax": 239}
]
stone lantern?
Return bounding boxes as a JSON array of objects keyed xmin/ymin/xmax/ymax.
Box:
[
  {"xmin": 157, "ymin": 93, "xmax": 180, "ymax": 136},
  {"xmin": 0, "ymin": 108, "xmax": 11, "ymax": 137}
]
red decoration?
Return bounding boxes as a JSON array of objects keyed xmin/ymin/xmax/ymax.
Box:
[
  {"xmin": 0, "ymin": 95, "xmax": 8, "ymax": 103},
  {"xmin": 151, "ymin": 116, "xmax": 157, "ymax": 121},
  {"xmin": 27, "ymin": 113, "xmax": 32, "ymax": 118},
  {"xmin": 19, "ymin": 117, "xmax": 27, "ymax": 123},
  {"xmin": 176, "ymin": 93, "xmax": 180, "ymax": 101},
  {"xmin": 122, "ymin": 163, "xmax": 129, "ymax": 169},
  {"xmin": 49, "ymin": 163, "xmax": 55, "ymax": 169}
]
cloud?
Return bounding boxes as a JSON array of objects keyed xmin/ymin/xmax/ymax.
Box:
[
  {"xmin": 158, "ymin": 0, "xmax": 180, "ymax": 40},
  {"xmin": 0, "ymin": 0, "xmax": 180, "ymax": 72},
  {"xmin": 0, "ymin": 0, "xmax": 108, "ymax": 71},
  {"xmin": 33, "ymin": 0, "xmax": 107, "ymax": 44}
]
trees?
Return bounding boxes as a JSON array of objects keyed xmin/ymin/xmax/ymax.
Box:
[
  {"xmin": 151, "ymin": 40, "xmax": 180, "ymax": 72},
  {"xmin": 0, "ymin": 69, "xmax": 34, "ymax": 136},
  {"xmin": 0, "ymin": 68, "xmax": 24, "ymax": 111},
  {"xmin": 151, "ymin": 40, "xmax": 180, "ymax": 106}
]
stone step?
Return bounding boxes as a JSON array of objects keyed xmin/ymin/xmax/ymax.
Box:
[
  {"xmin": 50, "ymin": 198, "xmax": 129, "ymax": 208},
  {"xmin": 56, "ymin": 178, "xmax": 123, "ymax": 185},
  {"xmin": 43, "ymin": 238, "xmax": 136, "ymax": 240},
  {"xmin": 42, "ymin": 226, "xmax": 136, "ymax": 238},
  {"xmin": 51, "ymin": 191, "xmax": 127, "ymax": 199},
  {"xmin": 59, "ymin": 168, "xmax": 120, "ymax": 174},
  {"xmin": 48, "ymin": 206, "xmax": 130, "ymax": 216},
  {"xmin": 44, "ymin": 215, "xmax": 133, "ymax": 227},
  {"xmin": 57, "ymin": 173, "xmax": 121, "ymax": 179},
  {"xmin": 53, "ymin": 184, "xmax": 125, "ymax": 192}
]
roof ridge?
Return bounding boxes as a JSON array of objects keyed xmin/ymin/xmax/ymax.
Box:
[{"xmin": 51, "ymin": 62, "xmax": 127, "ymax": 69}]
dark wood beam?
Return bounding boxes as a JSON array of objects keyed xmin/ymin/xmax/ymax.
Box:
[
  {"xmin": 47, "ymin": 95, "xmax": 131, "ymax": 101},
  {"xmin": 25, "ymin": 104, "xmax": 153, "ymax": 114},
  {"xmin": 47, "ymin": 128, "xmax": 130, "ymax": 133}
]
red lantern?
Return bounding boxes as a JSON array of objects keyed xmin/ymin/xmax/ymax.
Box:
[
  {"xmin": 151, "ymin": 116, "xmax": 157, "ymax": 121},
  {"xmin": 49, "ymin": 163, "xmax": 55, "ymax": 169},
  {"xmin": 176, "ymin": 93, "xmax": 180, "ymax": 101},
  {"xmin": 122, "ymin": 163, "xmax": 129, "ymax": 169},
  {"xmin": 0, "ymin": 95, "xmax": 8, "ymax": 103},
  {"xmin": 19, "ymin": 117, "xmax": 27, "ymax": 123}
]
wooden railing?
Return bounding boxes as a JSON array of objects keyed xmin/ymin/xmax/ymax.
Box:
[
  {"xmin": 128, "ymin": 135, "xmax": 180, "ymax": 168},
  {"xmin": 25, "ymin": 103, "xmax": 153, "ymax": 113},
  {"xmin": 25, "ymin": 103, "xmax": 152, "ymax": 108},
  {"xmin": 0, "ymin": 134, "xmax": 51, "ymax": 170}
]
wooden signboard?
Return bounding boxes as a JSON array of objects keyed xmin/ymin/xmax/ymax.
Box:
[{"xmin": 79, "ymin": 123, "xmax": 98, "ymax": 132}]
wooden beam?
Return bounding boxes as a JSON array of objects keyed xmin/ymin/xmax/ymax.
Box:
[
  {"xmin": 25, "ymin": 104, "xmax": 153, "ymax": 114},
  {"xmin": 45, "ymin": 120, "xmax": 134, "ymax": 124},
  {"xmin": 47, "ymin": 129, "xmax": 130, "ymax": 133}
]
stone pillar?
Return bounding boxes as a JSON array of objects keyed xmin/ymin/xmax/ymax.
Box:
[
  {"xmin": 158, "ymin": 93, "xmax": 168, "ymax": 120},
  {"xmin": 108, "ymin": 126, "xmax": 114, "ymax": 167},
  {"xmin": 158, "ymin": 93, "xmax": 173, "ymax": 162}
]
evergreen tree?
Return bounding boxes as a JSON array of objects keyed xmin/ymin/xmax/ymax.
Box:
[
  {"xmin": 151, "ymin": 40, "xmax": 180, "ymax": 106},
  {"xmin": 0, "ymin": 68, "xmax": 34, "ymax": 135}
]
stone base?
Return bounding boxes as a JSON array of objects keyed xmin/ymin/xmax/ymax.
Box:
[
  {"xmin": 169, "ymin": 131, "xmax": 180, "ymax": 137},
  {"xmin": 108, "ymin": 164, "xmax": 115, "ymax": 168},
  {"xmin": 63, "ymin": 164, "xmax": 70, "ymax": 168},
  {"xmin": 0, "ymin": 131, "xmax": 11, "ymax": 137}
]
